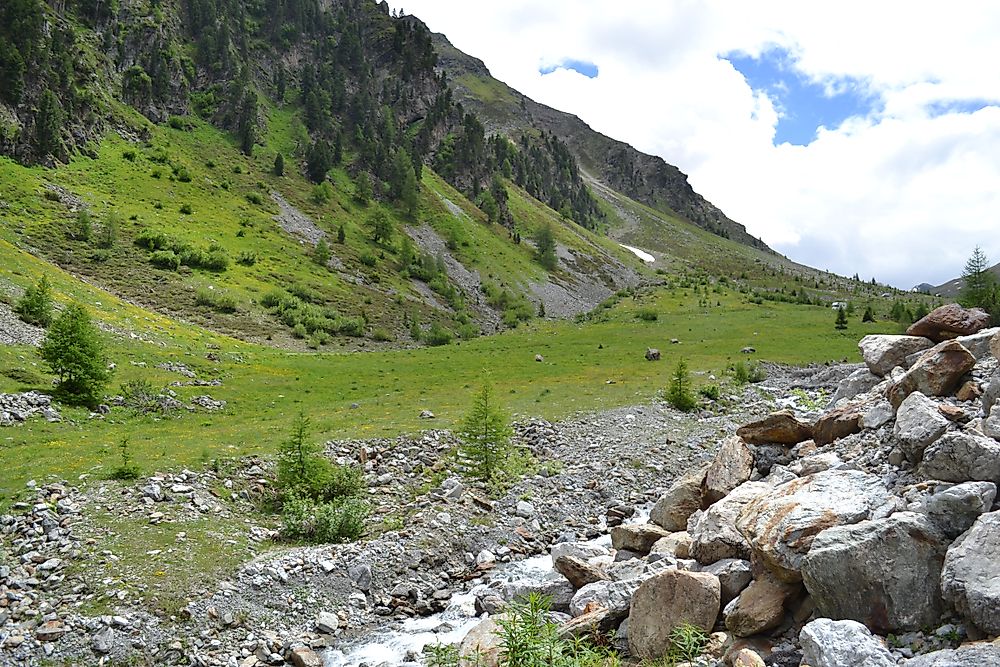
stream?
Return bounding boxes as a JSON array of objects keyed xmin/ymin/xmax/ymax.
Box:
[{"xmin": 323, "ymin": 511, "xmax": 648, "ymax": 667}]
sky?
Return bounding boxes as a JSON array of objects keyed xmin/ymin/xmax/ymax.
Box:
[{"xmin": 387, "ymin": 0, "xmax": 1000, "ymax": 288}]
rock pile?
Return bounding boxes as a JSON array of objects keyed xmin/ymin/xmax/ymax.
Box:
[
  {"xmin": 0, "ymin": 392, "xmax": 60, "ymax": 426},
  {"xmin": 463, "ymin": 304, "xmax": 1000, "ymax": 666}
]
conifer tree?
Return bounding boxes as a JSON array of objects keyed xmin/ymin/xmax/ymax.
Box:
[
  {"xmin": 314, "ymin": 238, "xmax": 331, "ymax": 266},
  {"xmin": 666, "ymin": 359, "xmax": 697, "ymax": 412},
  {"xmin": 459, "ymin": 381, "xmax": 513, "ymax": 481},
  {"xmin": 15, "ymin": 275, "xmax": 54, "ymax": 327},
  {"xmin": 39, "ymin": 304, "xmax": 112, "ymax": 405},
  {"xmin": 535, "ymin": 223, "xmax": 557, "ymax": 270},
  {"xmin": 273, "ymin": 152, "xmax": 285, "ymax": 176},
  {"xmin": 835, "ymin": 306, "xmax": 848, "ymax": 330}
]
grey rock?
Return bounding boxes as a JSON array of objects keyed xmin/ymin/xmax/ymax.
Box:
[
  {"xmin": 515, "ymin": 500, "xmax": 535, "ymax": 518},
  {"xmin": 895, "ymin": 392, "xmax": 950, "ymax": 461},
  {"xmin": 315, "ymin": 611, "xmax": 339, "ymax": 634},
  {"xmin": 888, "ymin": 340, "xmax": 977, "ymax": 407},
  {"xmin": 569, "ymin": 579, "xmax": 640, "ymax": 619},
  {"xmin": 348, "ymin": 563, "xmax": 372, "ymax": 591},
  {"xmin": 912, "ymin": 481, "xmax": 997, "ymax": 539},
  {"xmin": 550, "ymin": 542, "xmax": 610, "ymax": 564},
  {"xmin": 905, "ymin": 643, "xmax": 1000, "ymax": 666},
  {"xmin": 801, "ymin": 512, "xmax": 949, "ymax": 632},
  {"xmin": 830, "ymin": 367, "xmax": 882, "ymax": 406},
  {"xmin": 703, "ymin": 558, "xmax": 753, "ymax": 605},
  {"xmin": 91, "ymin": 626, "xmax": 114, "ymax": 654},
  {"xmin": 859, "ymin": 334, "xmax": 934, "ymax": 376},
  {"xmin": 920, "ymin": 430, "xmax": 1000, "ymax": 484},
  {"xmin": 941, "ymin": 510, "xmax": 1000, "ymax": 635},
  {"xmin": 688, "ymin": 481, "xmax": 771, "ymax": 565},
  {"xmin": 799, "ymin": 618, "xmax": 896, "ymax": 667},
  {"xmin": 610, "ymin": 523, "xmax": 671, "ymax": 555},
  {"xmin": 650, "ymin": 464, "xmax": 707, "ymax": 532},
  {"xmin": 703, "ymin": 436, "xmax": 755, "ymax": 505},
  {"xmin": 861, "ymin": 399, "xmax": 895, "ymax": 430},
  {"xmin": 627, "ymin": 569, "xmax": 721, "ymax": 660},
  {"xmin": 554, "ymin": 555, "xmax": 609, "ymax": 590}
]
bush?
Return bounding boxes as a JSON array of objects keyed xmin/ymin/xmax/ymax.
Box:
[
  {"xmin": 281, "ymin": 494, "xmax": 370, "ymax": 544},
  {"xmin": 699, "ymin": 384, "xmax": 721, "ymax": 401},
  {"xmin": 179, "ymin": 203, "xmax": 193, "ymax": 215},
  {"xmin": 39, "ymin": 304, "xmax": 112, "ymax": 406},
  {"xmin": 150, "ymin": 250, "xmax": 180, "ymax": 270},
  {"xmin": 136, "ymin": 229, "xmax": 170, "ymax": 251},
  {"xmin": 666, "ymin": 359, "xmax": 697, "ymax": 412},
  {"xmin": 15, "ymin": 275, "xmax": 54, "ymax": 327},
  {"xmin": 371, "ymin": 328, "xmax": 393, "ymax": 342},
  {"xmin": 236, "ymin": 251, "xmax": 257, "ymax": 266},
  {"xmin": 637, "ymin": 306, "xmax": 658, "ymax": 321},
  {"xmin": 195, "ymin": 287, "xmax": 239, "ymax": 313},
  {"xmin": 246, "ymin": 192, "xmax": 264, "ymax": 205},
  {"xmin": 424, "ymin": 322, "xmax": 453, "ymax": 346},
  {"xmin": 109, "ymin": 438, "xmax": 141, "ymax": 481},
  {"xmin": 731, "ymin": 360, "xmax": 766, "ymax": 385},
  {"xmin": 73, "ymin": 209, "xmax": 92, "ymax": 241},
  {"xmin": 99, "ymin": 212, "xmax": 120, "ymax": 249},
  {"xmin": 119, "ymin": 379, "xmax": 163, "ymax": 414}
]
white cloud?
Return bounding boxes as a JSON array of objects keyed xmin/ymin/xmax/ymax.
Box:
[{"xmin": 391, "ymin": 1, "xmax": 1000, "ymax": 287}]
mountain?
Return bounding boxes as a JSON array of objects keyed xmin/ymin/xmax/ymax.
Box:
[
  {"xmin": 930, "ymin": 263, "xmax": 1000, "ymax": 297},
  {"xmin": 0, "ymin": 0, "xmax": 843, "ymax": 352}
]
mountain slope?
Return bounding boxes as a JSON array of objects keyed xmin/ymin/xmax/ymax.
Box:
[{"xmin": 431, "ymin": 31, "xmax": 770, "ymax": 251}]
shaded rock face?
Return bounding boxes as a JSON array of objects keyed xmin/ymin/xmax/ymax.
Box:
[
  {"xmin": 703, "ymin": 558, "xmax": 752, "ymax": 605},
  {"xmin": 906, "ymin": 303, "xmax": 991, "ymax": 342},
  {"xmin": 887, "ymin": 340, "xmax": 977, "ymax": 407},
  {"xmin": 650, "ymin": 464, "xmax": 707, "ymax": 532},
  {"xmin": 702, "ymin": 436, "xmax": 755, "ymax": 505},
  {"xmin": 858, "ymin": 335, "xmax": 934, "ymax": 377},
  {"xmin": 735, "ymin": 470, "xmax": 892, "ymax": 582},
  {"xmin": 626, "ymin": 569, "xmax": 721, "ymax": 660},
  {"xmin": 904, "ymin": 643, "xmax": 1000, "ymax": 666},
  {"xmin": 798, "ymin": 618, "xmax": 896, "ymax": 667},
  {"xmin": 919, "ymin": 431, "xmax": 1000, "ymax": 485},
  {"xmin": 723, "ymin": 573, "xmax": 798, "ymax": 637},
  {"xmin": 554, "ymin": 555, "xmax": 608, "ymax": 590},
  {"xmin": 801, "ymin": 512, "xmax": 948, "ymax": 632},
  {"xmin": 610, "ymin": 524, "xmax": 671, "ymax": 555},
  {"xmin": 908, "ymin": 481, "xmax": 996, "ymax": 539},
  {"xmin": 813, "ymin": 403, "xmax": 864, "ymax": 445},
  {"xmin": 894, "ymin": 391, "xmax": 950, "ymax": 461},
  {"xmin": 688, "ymin": 481, "xmax": 771, "ymax": 565},
  {"xmin": 736, "ymin": 411, "xmax": 813, "ymax": 445},
  {"xmin": 829, "ymin": 367, "xmax": 882, "ymax": 406},
  {"xmin": 941, "ymin": 511, "xmax": 1000, "ymax": 636}
]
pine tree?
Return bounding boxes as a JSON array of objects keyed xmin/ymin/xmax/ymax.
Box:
[
  {"xmin": 369, "ymin": 209, "xmax": 393, "ymax": 244},
  {"xmin": 35, "ymin": 88, "xmax": 63, "ymax": 156},
  {"xmin": 99, "ymin": 212, "xmax": 120, "ymax": 249},
  {"xmin": 276, "ymin": 412, "xmax": 324, "ymax": 495},
  {"xmin": 337, "ymin": 224, "xmax": 346, "ymax": 244},
  {"xmin": 960, "ymin": 246, "xmax": 998, "ymax": 320},
  {"xmin": 862, "ymin": 305, "xmax": 876, "ymax": 323},
  {"xmin": 354, "ymin": 172, "xmax": 372, "ymax": 205},
  {"xmin": 39, "ymin": 304, "xmax": 112, "ymax": 406},
  {"xmin": 666, "ymin": 359, "xmax": 697, "ymax": 412},
  {"xmin": 314, "ymin": 238, "xmax": 331, "ymax": 266},
  {"xmin": 535, "ymin": 223, "xmax": 557, "ymax": 270},
  {"xmin": 273, "ymin": 152, "xmax": 285, "ymax": 176},
  {"xmin": 835, "ymin": 306, "xmax": 848, "ymax": 330},
  {"xmin": 15, "ymin": 275, "xmax": 54, "ymax": 327},
  {"xmin": 459, "ymin": 381, "xmax": 513, "ymax": 481}
]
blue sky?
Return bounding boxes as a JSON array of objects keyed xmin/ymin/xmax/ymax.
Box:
[
  {"xmin": 539, "ymin": 59, "xmax": 599, "ymax": 79},
  {"xmin": 727, "ymin": 48, "xmax": 876, "ymax": 145}
]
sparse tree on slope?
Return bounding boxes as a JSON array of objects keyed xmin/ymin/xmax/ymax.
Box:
[
  {"xmin": 459, "ymin": 380, "xmax": 513, "ymax": 481},
  {"xmin": 39, "ymin": 304, "xmax": 111, "ymax": 406}
]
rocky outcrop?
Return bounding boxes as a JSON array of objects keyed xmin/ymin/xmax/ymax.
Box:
[
  {"xmin": 801, "ymin": 513, "xmax": 949, "ymax": 632},
  {"xmin": 941, "ymin": 511, "xmax": 1000, "ymax": 636},
  {"xmin": 736, "ymin": 410, "xmax": 813, "ymax": 445},
  {"xmin": 859, "ymin": 335, "xmax": 934, "ymax": 376},
  {"xmin": 650, "ymin": 464, "xmax": 707, "ymax": 532},
  {"xmin": 887, "ymin": 340, "xmax": 977, "ymax": 407},
  {"xmin": 906, "ymin": 304, "xmax": 991, "ymax": 342},
  {"xmin": 735, "ymin": 470, "xmax": 892, "ymax": 581},
  {"xmin": 0, "ymin": 392, "xmax": 60, "ymax": 426},
  {"xmin": 702, "ymin": 436, "xmax": 755, "ymax": 505},
  {"xmin": 627, "ymin": 569, "xmax": 720, "ymax": 659},
  {"xmin": 799, "ymin": 618, "xmax": 896, "ymax": 667}
]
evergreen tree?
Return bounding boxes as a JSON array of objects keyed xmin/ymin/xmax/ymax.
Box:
[
  {"xmin": 36, "ymin": 89, "xmax": 64, "ymax": 157},
  {"xmin": 39, "ymin": 304, "xmax": 112, "ymax": 406},
  {"xmin": 306, "ymin": 140, "xmax": 332, "ymax": 183},
  {"xmin": 369, "ymin": 209, "xmax": 393, "ymax": 244},
  {"xmin": 458, "ymin": 381, "xmax": 513, "ymax": 481},
  {"xmin": 276, "ymin": 412, "xmax": 325, "ymax": 495},
  {"xmin": 337, "ymin": 224, "xmax": 346, "ymax": 244},
  {"xmin": 535, "ymin": 223, "xmax": 557, "ymax": 270},
  {"xmin": 835, "ymin": 306, "xmax": 848, "ymax": 330},
  {"xmin": 862, "ymin": 305, "xmax": 876, "ymax": 323},
  {"xmin": 99, "ymin": 212, "xmax": 120, "ymax": 249},
  {"xmin": 960, "ymin": 246, "xmax": 998, "ymax": 320},
  {"xmin": 273, "ymin": 152, "xmax": 285, "ymax": 176},
  {"xmin": 314, "ymin": 238, "xmax": 331, "ymax": 266},
  {"xmin": 666, "ymin": 358, "xmax": 697, "ymax": 412},
  {"xmin": 15, "ymin": 275, "xmax": 54, "ymax": 327},
  {"xmin": 354, "ymin": 172, "xmax": 372, "ymax": 205}
]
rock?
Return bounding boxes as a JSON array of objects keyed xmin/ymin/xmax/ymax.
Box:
[
  {"xmin": 859, "ymin": 334, "xmax": 935, "ymax": 376},
  {"xmin": 888, "ymin": 340, "xmax": 977, "ymax": 407},
  {"xmin": 813, "ymin": 403, "xmax": 864, "ymax": 445},
  {"xmin": 954, "ymin": 326, "xmax": 1000, "ymax": 359},
  {"xmin": 861, "ymin": 399, "xmax": 895, "ymax": 429},
  {"xmin": 569, "ymin": 579, "xmax": 640, "ymax": 619},
  {"xmin": 348, "ymin": 563, "xmax": 372, "ymax": 591},
  {"xmin": 732, "ymin": 648, "xmax": 767, "ymax": 667},
  {"xmin": 557, "ymin": 606, "xmax": 619, "ymax": 639},
  {"xmin": 688, "ymin": 481, "xmax": 771, "ymax": 565},
  {"xmin": 911, "ymin": 481, "xmax": 996, "ymax": 539},
  {"xmin": 315, "ymin": 611, "xmax": 339, "ymax": 634},
  {"xmin": 554, "ymin": 555, "xmax": 609, "ymax": 590},
  {"xmin": 895, "ymin": 392, "xmax": 950, "ymax": 461},
  {"xmin": 737, "ymin": 410, "xmax": 813, "ymax": 445},
  {"xmin": 724, "ymin": 572, "xmax": 798, "ymax": 637},
  {"xmin": 919, "ymin": 430, "xmax": 1000, "ymax": 484},
  {"xmin": 627, "ymin": 569, "xmax": 721, "ymax": 660},
  {"xmin": 907, "ymin": 304, "xmax": 991, "ymax": 342},
  {"xmin": 905, "ymin": 643, "xmax": 1000, "ymax": 666},
  {"xmin": 703, "ymin": 558, "xmax": 753, "ymax": 604},
  {"xmin": 703, "ymin": 436, "xmax": 755, "ymax": 505},
  {"xmin": 735, "ymin": 470, "xmax": 892, "ymax": 581},
  {"xmin": 984, "ymin": 368, "xmax": 1000, "ymax": 418},
  {"xmin": 983, "ymin": 412, "xmax": 1000, "ymax": 440},
  {"xmin": 650, "ymin": 464, "xmax": 708, "ymax": 532},
  {"xmin": 830, "ymin": 367, "xmax": 882, "ymax": 406},
  {"xmin": 650, "ymin": 532, "xmax": 692, "ymax": 560},
  {"xmin": 645, "ymin": 348, "xmax": 660, "ymax": 361},
  {"xmin": 799, "ymin": 618, "xmax": 896, "ymax": 667},
  {"xmin": 611, "ymin": 523, "xmax": 671, "ymax": 554},
  {"xmin": 460, "ymin": 616, "xmax": 503, "ymax": 667},
  {"xmin": 35, "ymin": 620, "xmax": 67, "ymax": 642},
  {"xmin": 550, "ymin": 542, "xmax": 610, "ymax": 564},
  {"xmin": 741, "ymin": 346, "xmax": 756, "ymax": 354},
  {"xmin": 476, "ymin": 550, "xmax": 496, "ymax": 567},
  {"xmin": 941, "ymin": 510, "xmax": 1000, "ymax": 635},
  {"xmin": 92, "ymin": 626, "xmax": 114, "ymax": 654},
  {"xmin": 801, "ymin": 512, "xmax": 948, "ymax": 632},
  {"xmin": 515, "ymin": 500, "xmax": 535, "ymax": 518},
  {"xmin": 419, "ymin": 410, "xmax": 435, "ymax": 419},
  {"xmin": 534, "ymin": 354, "xmax": 543, "ymax": 362},
  {"xmin": 956, "ymin": 380, "xmax": 981, "ymax": 402}
]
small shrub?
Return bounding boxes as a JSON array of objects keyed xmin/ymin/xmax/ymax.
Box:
[
  {"xmin": 109, "ymin": 438, "xmax": 141, "ymax": 481},
  {"xmin": 359, "ymin": 251, "xmax": 377, "ymax": 267},
  {"xmin": 194, "ymin": 287, "xmax": 239, "ymax": 313},
  {"xmin": 174, "ymin": 166, "xmax": 192, "ymax": 182},
  {"xmin": 312, "ymin": 181, "xmax": 334, "ymax": 204},
  {"xmin": 122, "ymin": 149, "xmax": 137, "ymax": 161},
  {"xmin": 731, "ymin": 360, "xmax": 766, "ymax": 385},
  {"xmin": 73, "ymin": 209, "xmax": 92, "ymax": 241},
  {"xmin": 179, "ymin": 203, "xmax": 193, "ymax": 214},
  {"xmin": 150, "ymin": 250, "xmax": 180, "ymax": 270},
  {"xmin": 637, "ymin": 306, "xmax": 658, "ymax": 321},
  {"xmin": 167, "ymin": 115, "xmax": 192, "ymax": 130},
  {"xmin": 236, "ymin": 251, "xmax": 257, "ymax": 266},
  {"xmin": 135, "ymin": 228, "xmax": 170, "ymax": 250},
  {"xmin": 292, "ymin": 323, "xmax": 308, "ymax": 339},
  {"xmin": 15, "ymin": 275, "xmax": 54, "ymax": 327},
  {"xmin": 666, "ymin": 359, "xmax": 697, "ymax": 412},
  {"xmin": 699, "ymin": 384, "xmax": 721, "ymax": 401},
  {"xmin": 371, "ymin": 328, "xmax": 393, "ymax": 342},
  {"xmin": 424, "ymin": 322, "xmax": 453, "ymax": 346},
  {"xmin": 246, "ymin": 192, "xmax": 264, "ymax": 205}
]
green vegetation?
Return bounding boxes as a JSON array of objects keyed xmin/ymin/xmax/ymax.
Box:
[
  {"xmin": 835, "ymin": 306, "xmax": 848, "ymax": 330},
  {"xmin": 38, "ymin": 304, "xmax": 112, "ymax": 406},
  {"xmin": 960, "ymin": 245, "xmax": 999, "ymax": 323},
  {"xmin": 666, "ymin": 358, "xmax": 697, "ymax": 412},
  {"xmin": 14, "ymin": 274, "xmax": 53, "ymax": 326},
  {"xmin": 459, "ymin": 380, "xmax": 514, "ymax": 482},
  {"xmin": 535, "ymin": 222, "xmax": 557, "ymax": 270}
]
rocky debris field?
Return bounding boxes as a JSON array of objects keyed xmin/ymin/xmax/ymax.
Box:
[
  {"xmin": 0, "ymin": 302, "xmax": 45, "ymax": 347},
  {"xmin": 0, "ymin": 392, "xmax": 60, "ymax": 427},
  {"xmin": 4, "ymin": 303, "xmax": 1000, "ymax": 667}
]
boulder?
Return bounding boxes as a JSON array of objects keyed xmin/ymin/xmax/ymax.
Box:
[
  {"xmin": 723, "ymin": 573, "xmax": 799, "ymax": 637},
  {"xmin": 904, "ymin": 643, "xmax": 1000, "ymax": 666},
  {"xmin": 645, "ymin": 348, "xmax": 660, "ymax": 361},
  {"xmin": 737, "ymin": 410, "xmax": 813, "ymax": 445},
  {"xmin": 460, "ymin": 616, "xmax": 504, "ymax": 667},
  {"xmin": 984, "ymin": 368, "xmax": 1000, "ymax": 418},
  {"xmin": 907, "ymin": 303, "xmax": 991, "ymax": 342},
  {"xmin": 611, "ymin": 523, "xmax": 671, "ymax": 555},
  {"xmin": 557, "ymin": 606, "xmax": 619, "ymax": 639},
  {"xmin": 554, "ymin": 555, "xmax": 609, "ymax": 590},
  {"xmin": 894, "ymin": 391, "xmax": 950, "ymax": 461},
  {"xmin": 650, "ymin": 532, "xmax": 692, "ymax": 560},
  {"xmin": 829, "ymin": 367, "xmax": 882, "ymax": 406},
  {"xmin": 813, "ymin": 403, "xmax": 864, "ymax": 445},
  {"xmin": 703, "ymin": 436, "xmax": 755, "ymax": 505},
  {"xmin": 735, "ymin": 470, "xmax": 892, "ymax": 581},
  {"xmin": 569, "ymin": 579, "xmax": 639, "ymax": 619},
  {"xmin": 799, "ymin": 618, "xmax": 896, "ymax": 667},
  {"xmin": 703, "ymin": 558, "xmax": 753, "ymax": 605},
  {"xmin": 919, "ymin": 430, "xmax": 1000, "ymax": 484},
  {"xmin": 954, "ymin": 326, "xmax": 1000, "ymax": 359},
  {"xmin": 732, "ymin": 648, "xmax": 767, "ymax": 667},
  {"xmin": 941, "ymin": 510, "xmax": 1000, "ymax": 635},
  {"xmin": 550, "ymin": 541, "xmax": 610, "ymax": 564},
  {"xmin": 315, "ymin": 611, "xmax": 339, "ymax": 634},
  {"xmin": 801, "ymin": 512, "xmax": 948, "ymax": 632},
  {"xmin": 862, "ymin": 399, "xmax": 895, "ymax": 429},
  {"xmin": 627, "ymin": 569, "xmax": 721, "ymax": 660},
  {"xmin": 688, "ymin": 481, "xmax": 771, "ymax": 565},
  {"xmin": 289, "ymin": 646, "xmax": 324, "ymax": 667},
  {"xmin": 910, "ymin": 481, "xmax": 997, "ymax": 539},
  {"xmin": 887, "ymin": 340, "xmax": 977, "ymax": 407},
  {"xmin": 859, "ymin": 334, "xmax": 934, "ymax": 376},
  {"xmin": 650, "ymin": 464, "xmax": 708, "ymax": 532}
]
